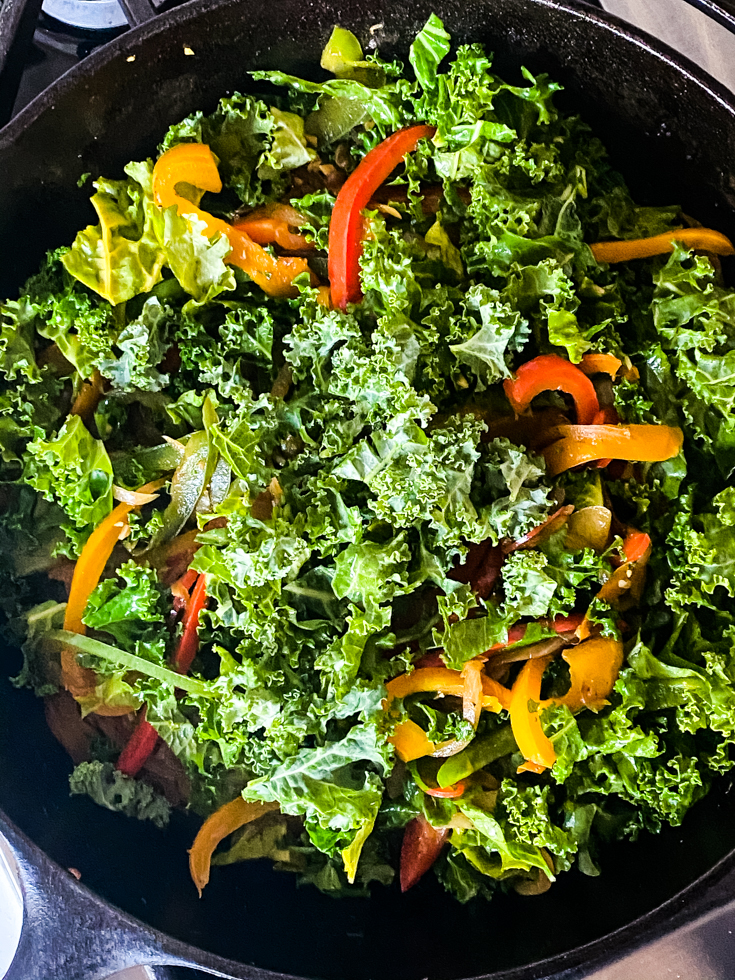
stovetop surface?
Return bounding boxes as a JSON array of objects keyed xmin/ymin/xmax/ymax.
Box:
[{"xmin": 4, "ymin": 1, "xmax": 735, "ymax": 978}]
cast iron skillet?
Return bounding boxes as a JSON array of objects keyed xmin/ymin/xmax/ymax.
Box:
[{"xmin": 3, "ymin": 1, "xmax": 735, "ymax": 977}]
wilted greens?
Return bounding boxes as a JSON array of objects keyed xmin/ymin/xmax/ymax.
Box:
[{"xmin": 3, "ymin": 14, "xmax": 735, "ymax": 904}]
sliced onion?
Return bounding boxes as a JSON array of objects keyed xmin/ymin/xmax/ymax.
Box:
[
  {"xmin": 488, "ymin": 635, "xmax": 568, "ymax": 667},
  {"xmin": 461, "ymin": 660, "xmax": 484, "ymax": 729},
  {"xmin": 112, "ymin": 478, "xmax": 165, "ymax": 506}
]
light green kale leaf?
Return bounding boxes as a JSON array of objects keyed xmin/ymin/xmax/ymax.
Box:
[{"xmin": 24, "ymin": 414, "xmax": 113, "ymax": 530}]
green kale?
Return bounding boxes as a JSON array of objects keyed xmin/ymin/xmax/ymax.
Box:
[{"xmin": 69, "ymin": 760, "xmax": 171, "ymax": 828}]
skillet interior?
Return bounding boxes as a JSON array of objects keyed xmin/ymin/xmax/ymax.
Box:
[{"xmin": 2, "ymin": 1, "xmax": 735, "ymax": 977}]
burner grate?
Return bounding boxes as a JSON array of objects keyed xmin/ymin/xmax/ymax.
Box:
[{"xmin": 41, "ymin": 0, "xmax": 127, "ymax": 30}]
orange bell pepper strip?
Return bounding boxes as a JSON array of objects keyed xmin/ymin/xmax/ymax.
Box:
[
  {"xmin": 329, "ymin": 124, "xmax": 436, "ymax": 309},
  {"xmin": 509, "ymin": 655, "xmax": 556, "ymax": 773},
  {"xmin": 152, "ymin": 144, "xmax": 310, "ymax": 297},
  {"xmin": 541, "ymin": 423, "xmax": 683, "ymax": 476},
  {"xmin": 226, "ymin": 229, "xmax": 311, "ymax": 297},
  {"xmin": 189, "ymin": 797, "xmax": 279, "ymax": 896},
  {"xmin": 597, "ymin": 551, "xmax": 651, "ymax": 610},
  {"xmin": 233, "ymin": 203, "xmax": 315, "ymax": 251},
  {"xmin": 590, "ymin": 227, "xmax": 734, "ymax": 264},
  {"xmin": 504, "ymin": 354, "xmax": 600, "ymax": 425},
  {"xmin": 576, "ymin": 530, "xmax": 652, "ymax": 640},
  {"xmin": 61, "ymin": 479, "xmax": 163, "ymax": 714},
  {"xmin": 578, "ymin": 353, "xmax": 622, "ymax": 378},
  {"xmin": 590, "ymin": 405, "xmax": 619, "ymax": 468}
]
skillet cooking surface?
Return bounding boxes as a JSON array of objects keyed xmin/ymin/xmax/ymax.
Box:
[{"xmin": 3, "ymin": 1, "xmax": 735, "ymax": 976}]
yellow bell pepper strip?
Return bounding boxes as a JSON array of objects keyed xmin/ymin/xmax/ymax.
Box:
[
  {"xmin": 589, "ymin": 227, "xmax": 735, "ymax": 264},
  {"xmin": 189, "ymin": 797, "xmax": 279, "ymax": 897},
  {"xmin": 578, "ymin": 353, "xmax": 622, "ymax": 379},
  {"xmin": 509, "ymin": 655, "xmax": 556, "ymax": 774},
  {"xmin": 152, "ymin": 142, "xmax": 224, "ymax": 232},
  {"xmin": 386, "ymin": 666, "xmax": 509, "ymax": 762},
  {"xmin": 385, "ymin": 666, "xmax": 510, "ymax": 712},
  {"xmin": 541, "ymin": 423, "xmax": 683, "ymax": 477},
  {"xmin": 544, "ymin": 636, "xmax": 624, "ymax": 713},
  {"xmin": 61, "ymin": 479, "xmax": 163, "ymax": 714},
  {"xmin": 152, "ymin": 144, "xmax": 310, "ymax": 297},
  {"xmin": 390, "ymin": 719, "xmax": 439, "ymax": 763},
  {"xmin": 503, "ymin": 353, "xmax": 600, "ymax": 425}
]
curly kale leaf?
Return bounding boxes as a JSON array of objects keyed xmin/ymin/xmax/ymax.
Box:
[
  {"xmin": 69, "ymin": 760, "xmax": 171, "ymax": 828},
  {"xmin": 24, "ymin": 415, "xmax": 113, "ymax": 531}
]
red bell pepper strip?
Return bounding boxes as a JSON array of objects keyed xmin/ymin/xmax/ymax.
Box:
[
  {"xmin": 623, "ymin": 529, "xmax": 652, "ymax": 564},
  {"xmin": 116, "ymin": 571, "xmax": 207, "ymax": 777},
  {"xmin": 328, "ymin": 124, "xmax": 436, "ymax": 309},
  {"xmin": 400, "ymin": 815, "xmax": 450, "ymax": 892},
  {"xmin": 410, "ymin": 760, "xmax": 467, "ymax": 798},
  {"xmin": 178, "ymin": 567, "xmax": 199, "ymax": 592},
  {"xmin": 485, "ymin": 613, "xmax": 586, "ymax": 655},
  {"xmin": 503, "ymin": 505, "xmax": 574, "ymax": 553},
  {"xmin": 173, "ymin": 572, "xmax": 208, "ymax": 674},
  {"xmin": 116, "ymin": 710, "xmax": 160, "ymax": 778},
  {"xmin": 504, "ymin": 354, "xmax": 600, "ymax": 425},
  {"xmin": 422, "ymin": 781, "xmax": 466, "ymax": 799}
]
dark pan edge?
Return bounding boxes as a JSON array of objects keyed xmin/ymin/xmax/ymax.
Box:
[{"xmin": 4, "ymin": 0, "xmax": 735, "ymax": 146}]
